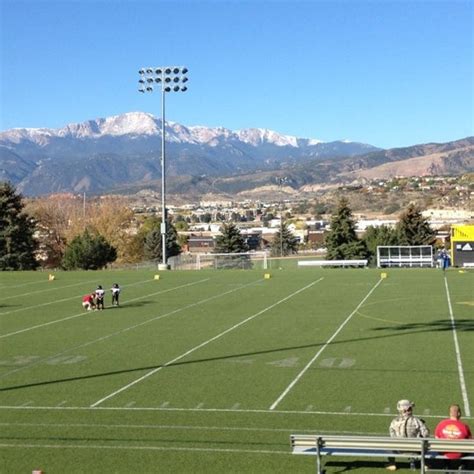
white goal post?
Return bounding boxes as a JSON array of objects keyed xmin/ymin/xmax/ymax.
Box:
[
  {"xmin": 377, "ymin": 245, "xmax": 434, "ymax": 268},
  {"xmin": 197, "ymin": 252, "xmax": 268, "ymax": 270},
  {"xmin": 169, "ymin": 252, "xmax": 268, "ymax": 270}
]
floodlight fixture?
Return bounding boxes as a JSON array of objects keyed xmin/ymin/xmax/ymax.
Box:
[{"xmin": 137, "ymin": 65, "xmax": 189, "ymax": 269}]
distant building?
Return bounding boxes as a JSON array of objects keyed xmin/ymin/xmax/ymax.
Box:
[{"xmin": 187, "ymin": 234, "xmax": 215, "ymax": 253}]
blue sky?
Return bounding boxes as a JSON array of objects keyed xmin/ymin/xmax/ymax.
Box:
[{"xmin": 1, "ymin": 0, "xmax": 472, "ymax": 148}]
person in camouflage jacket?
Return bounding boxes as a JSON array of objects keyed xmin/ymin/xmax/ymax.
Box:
[{"xmin": 386, "ymin": 399, "xmax": 429, "ymax": 471}]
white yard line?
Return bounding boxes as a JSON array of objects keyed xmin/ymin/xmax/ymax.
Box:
[
  {"xmin": 91, "ymin": 278, "xmax": 324, "ymax": 407},
  {"xmin": 0, "ymin": 278, "xmax": 256, "ymax": 379},
  {"xmin": 0, "ymin": 421, "xmax": 383, "ymax": 435},
  {"xmin": 444, "ymin": 276, "xmax": 471, "ymax": 417},
  {"xmin": 1, "ymin": 280, "xmax": 98, "ymax": 302},
  {"xmin": 0, "ymin": 278, "xmax": 155, "ymax": 316},
  {"xmin": 269, "ymin": 278, "xmax": 383, "ymax": 410},
  {"xmin": 0, "ymin": 279, "xmax": 209, "ymax": 340},
  {"xmin": 0, "ymin": 443, "xmax": 290, "ymax": 455},
  {"xmin": 0, "ymin": 280, "xmax": 49, "ymax": 290},
  {"xmin": 0, "ymin": 405, "xmax": 469, "ymax": 419}
]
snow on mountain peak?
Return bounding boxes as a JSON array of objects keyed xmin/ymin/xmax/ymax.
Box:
[
  {"xmin": 98, "ymin": 112, "xmax": 159, "ymax": 136},
  {"xmin": 0, "ymin": 112, "xmax": 326, "ymax": 148}
]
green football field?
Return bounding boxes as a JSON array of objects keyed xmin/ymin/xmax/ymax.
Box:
[{"xmin": 0, "ymin": 267, "xmax": 472, "ymax": 473}]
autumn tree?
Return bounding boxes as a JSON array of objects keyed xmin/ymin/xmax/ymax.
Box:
[
  {"xmin": 27, "ymin": 195, "xmax": 136, "ymax": 265},
  {"xmin": 26, "ymin": 194, "xmax": 81, "ymax": 268},
  {"xmin": 86, "ymin": 197, "xmax": 135, "ymax": 264}
]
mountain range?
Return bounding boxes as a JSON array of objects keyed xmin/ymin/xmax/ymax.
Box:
[
  {"xmin": 0, "ymin": 112, "xmax": 377, "ymax": 195},
  {"xmin": 0, "ymin": 112, "xmax": 472, "ymax": 197}
]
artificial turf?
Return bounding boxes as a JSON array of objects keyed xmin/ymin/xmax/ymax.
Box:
[{"xmin": 0, "ymin": 267, "xmax": 472, "ymax": 473}]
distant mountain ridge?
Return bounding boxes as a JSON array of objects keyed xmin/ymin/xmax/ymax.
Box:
[{"xmin": 0, "ymin": 112, "xmax": 378, "ymax": 195}]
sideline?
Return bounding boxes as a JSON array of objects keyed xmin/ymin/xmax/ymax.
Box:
[
  {"xmin": 0, "ymin": 405, "xmax": 469, "ymax": 420},
  {"xmin": 0, "ymin": 442, "xmax": 290, "ymax": 456},
  {"xmin": 444, "ymin": 275, "xmax": 471, "ymax": 417}
]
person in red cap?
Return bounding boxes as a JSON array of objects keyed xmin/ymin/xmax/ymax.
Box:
[{"xmin": 435, "ymin": 404, "xmax": 472, "ymax": 471}]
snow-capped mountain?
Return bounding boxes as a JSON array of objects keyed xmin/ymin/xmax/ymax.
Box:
[
  {"xmin": 0, "ymin": 111, "xmax": 352, "ymax": 148},
  {"xmin": 0, "ymin": 112, "xmax": 378, "ymax": 195}
]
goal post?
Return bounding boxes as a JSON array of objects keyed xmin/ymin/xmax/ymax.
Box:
[
  {"xmin": 377, "ymin": 245, "xmax": 434, "ymax": 268},
  {"xmin": 197, "ymin": 252, "xmax": 268, "ymax": 270}
]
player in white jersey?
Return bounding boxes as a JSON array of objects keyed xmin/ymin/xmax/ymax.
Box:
[
  {"xmin": 111, "ymin": 283, "xmax": 121, "ymax": 306},
  {"xmin": 95, "ymin": 285, "xmax": 105, "ymax": 310}
]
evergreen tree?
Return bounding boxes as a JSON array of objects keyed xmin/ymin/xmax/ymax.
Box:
[
  {"xmin": 325, "ymin": 198, "xmax": 368, "ymax": 260},
  {"xmin": 0, "ymin": 182, "xmax": 38, "ymax": 270},
  {"xmin": 214, "ymin": 223, "xmax": 249, "ymax": 268},
  {"xmin": 144, "ymin": 220, "xmax": 181, "ymax": 262},
  {"xmin": 397, "ymin": 204, "xmax": 436, "ymax": 245},
  {"xmin": 214, "ymin": 223, "xmax": 248, "ymax": 253},
  {"xmin": 62, "ymin": 230, "xmax": 117, "ymax": 270},
  {"xmin": 363, "ymin": 224, "xmax": 399, "ymax": 262},
  {"xmin": 270, "ymin": 222, "xmax": 299, "ymax": 257}
]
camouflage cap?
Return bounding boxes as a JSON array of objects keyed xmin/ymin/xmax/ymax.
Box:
[{"xmin": 397, "ymin": 399, "xmax": 415, "ymax": 411}]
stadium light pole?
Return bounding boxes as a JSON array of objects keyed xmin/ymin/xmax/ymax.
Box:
[
  {"xmin": 277, "ymin": 177, "xmax": 288, "ymax": 258},
  {"xmin": 138, "ymin": 66, "xmax": 189, "ymax": 270}
]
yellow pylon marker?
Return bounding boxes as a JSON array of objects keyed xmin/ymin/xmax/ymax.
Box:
[
  {"xmin": 459, "ymin": 270, "xmax": 466, "ymax": 274},
  {"xmin": 48, "ymin": 274, "xmax": 55, "ymax": 281},
  {"xmin": 154, "ymin": 274, "xmax": 160, "ymax": 280},
  {"xmin": 264, "ymin": 273, "xmax": 271, "ymax": 279},
  {"xmin": 380, "ymin": 272, "xmax": 387, "ymax": 279}
]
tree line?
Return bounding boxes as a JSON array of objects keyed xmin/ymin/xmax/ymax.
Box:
[{"xmin": 0, "ymin": 182, "xmax": 436, "ymax": 271}]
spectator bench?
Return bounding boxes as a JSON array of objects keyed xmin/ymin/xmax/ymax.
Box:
[
  {"xmin": 290, "ymin": 434, "xmax": 474, "ymax": 473},
  {"xmin": 298, "ymin": 260, "xmax": 368, "ymax": 268}
]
